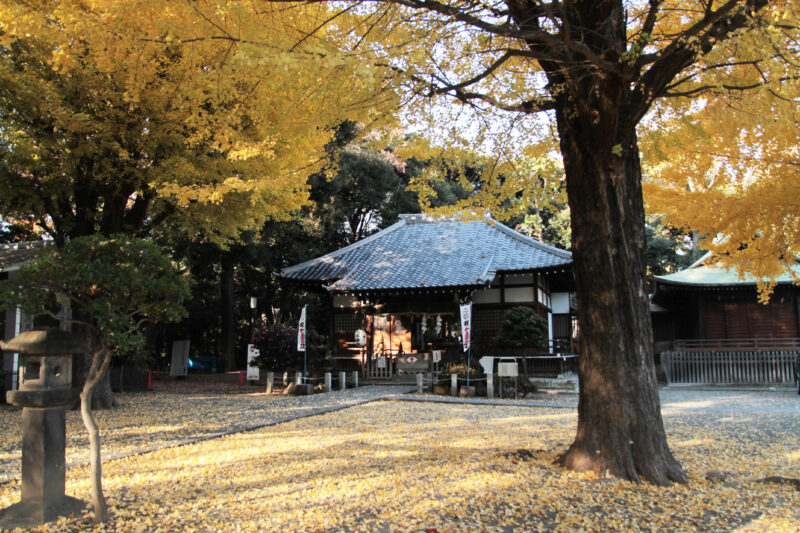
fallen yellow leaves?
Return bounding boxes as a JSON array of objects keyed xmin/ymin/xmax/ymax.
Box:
[{"xmin": 0, "ymin": 388, "xmax": 798, "ymax": 532}]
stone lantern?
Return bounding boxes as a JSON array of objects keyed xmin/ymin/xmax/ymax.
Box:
[{"xmin": 0, "ymin": 329, "xmax": 88, "ymax": 528}]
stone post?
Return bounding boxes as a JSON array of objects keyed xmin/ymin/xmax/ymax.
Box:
[
  {"xmin": 486, "ymin": 374, "xmax": 494, "ymax": 399},
  {"xmin": 295, "ymin": 371, "xmax": 302, "ymax": 386},
  {"xmin": 325, "ymin": 372, "xmax": 332, "ymax": 392},
  {"xmin": 351, "ymin": 371, "xmax": 358, "ymax": 388},
  {"xmin": 339, "ymin": 371, "xmax": 346, "ymax": 390},
  {"xmin": 265, "ymin": 372, "xmax": 274, "ymax": 394},
  {"xmin": 451, "ymin": 373, "xmax": 458, "ymax": 397},
  {"xmin": 0, "ymin": 330, "xmax": 87, "ymax": 529},
  {"xmin": 416, "ymin": 373, "xmax": 423, "ymax": 394}
]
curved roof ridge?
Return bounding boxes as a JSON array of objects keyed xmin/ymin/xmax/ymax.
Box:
[{"xmin": 491, "ymin": 219, "xmax": 572, "ymax": 260}]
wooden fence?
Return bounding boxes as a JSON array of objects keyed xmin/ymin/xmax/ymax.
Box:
[{"xmin": 662, "ymin": 349, "xmax": 798, "ymax": 385}]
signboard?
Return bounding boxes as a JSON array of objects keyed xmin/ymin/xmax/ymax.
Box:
[
  {"xmin": 397, "ymin": 353, "xmax": 429, "ymax": 373},
  {"xmin": 459, "ymin": 303, "xmax": 472, "ymax": 352},
  {"xmin": 377, "ymin": 356, "xmax": 386, "ymax": 369},
  {"xmin": 354, "ymin": 329, "xmax": 367, "ymax": 346},
  {"xmin": 479, "ymin": 356, "xmax": 494, "ymax": 375},
  {"xmin": 246, "ymin": 345, "xmax": 260, "ymax": 380},
  {"xmin": 170, "ymin": 340, "xmax": 190, "ymax": 377},
  {"xmin": 297, "ymin": 306, "xmax": 307, "ymax": 351},
  {"xmin": 498, "ymin": 361, "xmax": 518, "ymax": 377},
  {"xmin": 432, "ymin": 350, "xmax": 441, "ymax": 363}
]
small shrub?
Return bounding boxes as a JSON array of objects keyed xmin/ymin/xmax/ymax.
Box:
[{"xmin": 493, "ymin": 306, "xmax": 548, "ymax": 349}]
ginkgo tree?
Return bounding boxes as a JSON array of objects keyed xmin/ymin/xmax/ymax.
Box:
[
  {"xmin": 641, "ymin": 58, "xmax": 800, "ymax": 301},
  {"xmin": 0, "ymin": 0, "xmax": 398, "ymax": 245},
  {"xmin": 283, "ymin": 0, "xmax": 799, "ymax": 485}
]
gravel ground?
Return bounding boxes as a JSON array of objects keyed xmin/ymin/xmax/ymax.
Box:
[
  {"xmin": 2, "ymin": 379, "xmax": 797, "ymax": 486},
  {"xmin": 1, "ymin": 379, "xmax": 798, "ymax": 531},
  {"xmin": 1, "ymin": 383, "xmax": 798, "ymax": 532},
  {"xmin": 0, "ymin": 382, "xmax": 414, "ymax": 485}
]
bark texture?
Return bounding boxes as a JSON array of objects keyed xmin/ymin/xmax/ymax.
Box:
[
  {"xmin": 557, "ymin": 123, "xmax": 686, "ymax": 485},
  {"xmin": 506, "ymin": 0, "xmax": 688, "ymax": 484},
  {"xmin": 220, "ymin": 253, "xmax": 236, "ymax": 372},
  {"xmin": 80, "ymin": 346, "xmax": 114, "ymax": 523}
]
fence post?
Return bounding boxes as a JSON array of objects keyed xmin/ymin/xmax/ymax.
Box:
[
  {"xmin": 486, "ymin": 373, "xmax": 494, "ymax": 399},
  {"xmin": 266, "ymin": 371, "xmax": 274, "ymax": 394},
  {"xmin": 416, "ymin": 373, "xmax": 424, "ymax": 394},
  {"xmin": 325, "ymin": 372, "xmax": 332, "ymax": 392},
  {"xmin": 451, "ymin": 373, "xmax": 458, "ymax": 397},
  {"xmin": 295, "ymin": 371, "xmax": 302, "ymax": 385},
  {"xmin": 352, "ymin": 371, "xmax": 358, "ymax": 388},
  {"xmin": 339, "ymin": 371, "xmax": 347, "ymax": 390}
]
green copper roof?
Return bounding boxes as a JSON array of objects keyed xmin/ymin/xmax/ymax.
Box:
[{"xmin": 655, "ymin": 263, "xmax": 800, "ymax": 287}]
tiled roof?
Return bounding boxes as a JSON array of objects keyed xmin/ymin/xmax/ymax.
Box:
[
  {"xmin": 280, "ymin": 214, "xmax": 572, "ymax": 292},
  {"xmin": 0, "ymin": 241, "xmax": 53, "ymax": 272},
  {"xmin": 655, "ymin": 262, "xmax": 800, "ymax": 287}
]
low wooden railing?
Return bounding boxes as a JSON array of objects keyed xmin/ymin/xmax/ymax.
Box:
[
  {"xmin": 662, "ymin": 347, "xmax": 798, "ymax": 385},
  {"xmin": 674, "ymin": 338, "xmax": 800, "ymax": 351}
]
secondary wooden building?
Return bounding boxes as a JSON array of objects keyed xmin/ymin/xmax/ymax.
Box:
[
  {"xmin": 279, "ymin": 214, "xmax": 575, "ymax": 379},
  {"xmin": 651, "ymin": 254, "xmax": 800, "ymax": 385},
  {"xmin": 0, "ymin": 241, "xmax": 54, "ymax": 396}
]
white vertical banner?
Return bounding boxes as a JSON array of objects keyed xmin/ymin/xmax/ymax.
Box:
[
  {"xmin": 460, "ymin": 303, "xmax": 472, "ymax": 352},
  {"xmin": 246, "ymin": 345, "xmax": 260, "ymax": 380},
  {"xmin": 297, "ymin": 305, "xmax": 307, "ymax": 351}
]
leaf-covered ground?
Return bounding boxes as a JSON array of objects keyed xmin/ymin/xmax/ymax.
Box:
[{"xmin": 1, "ymin": 384, "xmax": 798, "ymax": 532}]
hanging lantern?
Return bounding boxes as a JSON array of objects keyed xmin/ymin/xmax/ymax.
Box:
[
  {"xmin": 421, "ymin": 315, "xmax": 428, "ymax": 334},
  {"xmin": 435, "ymin": 314, "xmax": 442, "ymax": 336}
]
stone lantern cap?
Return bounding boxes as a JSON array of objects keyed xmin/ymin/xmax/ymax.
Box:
[
  {"xmin": 2, "ymin": 329, "xmax": 88, "ymax": 408},
  {"xmin": 0, "ymin": 329, "xmax": 89, "ymax": 355}
]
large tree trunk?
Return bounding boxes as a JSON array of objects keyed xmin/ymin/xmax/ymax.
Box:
[
  {"xmin": 557, "ymin": 117, "xmax": 686, "ymax": 485},
  {"xmin": 220, "ymin": 253, "xmax": 236, "ymax": 371}
]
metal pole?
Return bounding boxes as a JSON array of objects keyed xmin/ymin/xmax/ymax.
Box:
[
  {"xmin": 467, "ymin": 345, "xmax": 471, "ymax": 387},
  {"xmin": 304, "ymin": 307, "xmax": 308, "ymax": 379}
]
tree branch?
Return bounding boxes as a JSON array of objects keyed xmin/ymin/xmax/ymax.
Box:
[{"xmin": 631, "ymin": 0, "xmax": 771, "ymax": 123}]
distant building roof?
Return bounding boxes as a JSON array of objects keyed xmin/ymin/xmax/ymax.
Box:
[
  {"xmin": 279, "ymin": 214, "xmax": 572, "ymax": 292},
  {"xmin": 655, "ymin": 262, "xmax": 800, "ymax": 287},
  {"xmin": 0, "ymin": 241, "xmax": 53, "ymax": 273}
]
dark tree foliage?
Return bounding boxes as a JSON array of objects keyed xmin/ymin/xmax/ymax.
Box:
[
  {"xmin": 493, "ymin": 306, "xmax": 548, "ymax": 349},
  {"xmin": 249, "ymin": 323, "xmax": 327, "ymax": 372}
]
